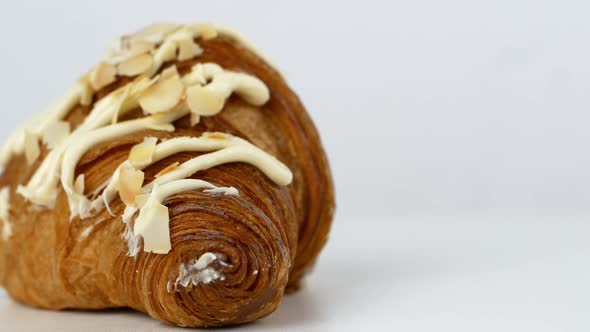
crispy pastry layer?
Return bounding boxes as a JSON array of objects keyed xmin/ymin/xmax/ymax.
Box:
[{"xmin": 0, "ymin": 35, "xmax": 334, "ymax": 327}]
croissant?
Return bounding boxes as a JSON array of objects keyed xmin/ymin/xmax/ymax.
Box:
[{"xmin": 0, "ymin": 23, "xmax": 334, "ymax": 327}]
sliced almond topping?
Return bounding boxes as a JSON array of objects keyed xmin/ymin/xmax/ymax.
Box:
[
  {"xmin": 104, "ymin": 37, "xmax": 124, "ymax": 60},
  {"xmin": 203, "ymin": 132, "xmax": 230, "ymax": 140},
  {"xmin": 78, "ymin": 76, "xmax": 94, "ymax": 106},
  {"xmin": 134, "ymin": 200, "xmax": 171, "ymax": 254},
  {"xmin": 177, "ymin": 38, "xmax": 203, "ymax": 61},
  {"xmin": 132, "ymin": 23, "xmax": 180, "ymax": 44},
  {"xmin": 74, "ymin": 174, "xmax": 85, "ymax": 194},
  {"xmin": 155, "ymin": 162, "xmax": 179, "ymax": 178},
  {"xmin": 150, "ymin": 40, "xmax": 178, "ymax": 75},
  {"xmin": 190, "ymin": 113, "xmax": 200, "ymax": 126},
  {"xmin": 23, "ymin": 131, "xmax": 40, "ymax": 165},
  {"xmin": 160, "ymin": 65, "xmax": 179, "ymax": 80},
  {"xmin": 128, "ymin": 76, "xmax": 158, "ymax": 100},
  {"xmin": 168, "ymin": 29, "xmax": 191, "ymax": 41},
  {"xmin": 119, "ymin": 165, "xmax": 145, "ymax": 206},
  {"xmin": 42, "ymin": 120, "xmax": 71, "ymax": 149},
  {"xmin": 138, "ymin": 74, "xmax": 185, "ymax": 114},
  {"xmin": 189, "ymin": 23, "xmax": 218, "ymax": 40},
  {"xmin": 89, "ymin": 62, "xmax": 117, "ymax": 90},
  {"xmin": 117, "ymin": 54, "xmax": 153, "ymax": 77},
  {"xmin": 186, "ymin": 85, "xmax": 224, "ymax": 116},
  {"xmin": 128, "ymin": 39, "xmax": 155, "ymax": 54},
  {"xmin": 108, "ymin": 39, "xmax": 155, "ymax": 64},
  {"xmin": 128, "ymin": 137, "xmax": 158, "ymax": 168},
  {"xmin": 110, "ymin": 85, "xmax": 131, "ymax": 124},
  {"xmin": 134, "ymin": 193, "xmax": 149, "ymax": 208}
]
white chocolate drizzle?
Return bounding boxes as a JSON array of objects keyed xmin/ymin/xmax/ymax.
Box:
[
  {"xmin": 0, "ymin": 187, "xmax": 11, "ymax": 240},
  {"xmin": 0, "ymin": 23, "xmax": 291, "ymax": 256},
  {"xmin": 169, "ymin": 252, "xmax": 225, "ymax": 292},
  {"xmin": 17, "ymin": 61, "xmax": 270, "ymax": 213},
  {"xmin": 144, "ymin": 135, "xmax": 292, "ymax": 191},
  {"xmin": 62, "ymin": 107, "xmax": 185, "ymax": 217},
  {"xmin": 91, "ymin": 133, "xmax": 289, "ymax": 216},
  {"xmin": 0, "ymin": 86, "xmax": 81, "ymax": 168}
]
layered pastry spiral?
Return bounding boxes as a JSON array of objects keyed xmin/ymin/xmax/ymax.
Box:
[{"xmin": 0, "ymin": 23, "xmax": 334, "ymax": 327}]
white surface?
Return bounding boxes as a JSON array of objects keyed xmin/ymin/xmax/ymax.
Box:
[
  {"xmin": 2, "ymin": 213, "xmax": 590, "ymax": 331},
  {"xmin": 1, "ymin": 0, "xmax": 590, "ymax": 331}
]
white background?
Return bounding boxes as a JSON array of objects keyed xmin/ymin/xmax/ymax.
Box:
[{"xmin": 1, "ymin": 1, "xmax": 589, "ymax": 331}]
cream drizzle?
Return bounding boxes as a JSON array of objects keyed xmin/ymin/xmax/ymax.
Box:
[
  {"xmin": 98, "ymin": 134, "xmax": 291, "ymax": 215},
  {"xmin": 111, "ymin": 133, "xmax": 293, "ymax": 256},
  {"xmin": 170, "ymin": 252, "xmax": 225, "ymax": 292},
  {"xmin": 0, "ymin": 86, "xmax": 81, "ymax": 167},
  {"xmin": 187, "ymin": 63, "xmax": 270, "ymax": 108},
  {"xmin": 0, "ymin": 187, "xmax": 11, "ymax": 240},
  {"xmin": 19, "ymin": 61, "xmax": 270, "ymax": 212},
  {"xmin": 143, "ymin": 137, "xmax": 292, "ymax": 193},
  {"xmin": 62, "ymin": 107, "xmax": 186, "ymax": 217},
  {"xmin": 95, "ymin": 135, "xmax": 242, "ymax": 214},
  {"xmin": 0, "ymin": 23, "xmax": 291, "ymax": 256},
  {"xmin": 17, "ymin": 77, "xmax": 157, "ymax": 207},
  {"xmin": 0, "ymin": 22, "xmax": 280, "ymax": 171}
]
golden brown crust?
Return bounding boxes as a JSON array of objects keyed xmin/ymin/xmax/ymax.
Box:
[{"xmin": 0, "ymin": 34, "xmax": 334, "ymax": 327}]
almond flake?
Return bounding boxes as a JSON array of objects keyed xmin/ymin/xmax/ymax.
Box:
[
  {"xmin": 23, "ymin": 131, "xmax": 40, "ymax": 165},
  {"xmin": 119, "ymin": 165, "xmax": 145, "ymax": 206},
  {"xmin": 129, "ymin": 76, "xmax": 158, "ymax": 99},
  {"xmin": 155, "ymin": 162, "xmax": 179, "ymax": 178},
  {"xmin": 132, "ymin": 23, "xmax": 180, "ymax": 44},
  {"xmin": 129, "ymin": 39, "xmax": 154, "ymax": 54},
  {"xmin": 74, "ymin": 174, "xmax": 85, "ymax": 194},
  {"xmin": 89, "ymin": 62, "xmax": 117, "ymax": 90},
  {"xmin": 177, "ymin": 38, "xmax": 203, "ymax": 61},
  {"xmin": 42, "ymin": 120, "xmax": 71, "ymax": 149},
  {"xmin": 190, "ymin": 113, "xmax": 200, "ymax": 126},
  {"xmin": 134, "ymin": 193, "xmax": 149, "ymax": 208},
  {"xmin": 189, "ymin": 23, "xmax": 218, "ymax": 40},
  {"xmin": 160, "ymin": 65, "xmax": 179, "ymax": 79},
  {"xmin": 150, "ymin": 40, "xmax": 178, "ymax": 75},
  {"xmin": 186, "ymin": 85, "xmax": 224, "ymax": 116},
  {"xmin": 117, "ymin": 54, "xmax": 153, "ymax": 77},
  {"xmin": 110, "ymin": 85, "xmax": 131, "ymax": 124},
  {"xmin": 167, "ymin": 29, "xmax": 203, "ymax": 61},
  {"xmin": 168, "ymin": 29, "xmax": 192, "ymax": 41},
  {"xmin": 128, "ymin": 137, "xmax": 158, "ymax": 168},
  {"xmin": 108, "ymin": 38, "xmax": 155, "ymax": 64},
  {"xmin": 78, "ymin": 76, "xmax": 94, "ymax": 106},
  {"xmin": 134, "ymin": 199, "xmax": 171, "ymax": 254},
  {"xmin": 138, "ymin": 75, "xmax": 185, "ymax": 114}
]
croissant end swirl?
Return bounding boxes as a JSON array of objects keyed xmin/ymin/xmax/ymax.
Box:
[{"xmin": 0, "ymin": 23, "xmax": 334, "ymax": 327}]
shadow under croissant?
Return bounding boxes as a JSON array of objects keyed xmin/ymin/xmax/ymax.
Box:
[
  {"xmin": 0, "ymin": 256, "xmax": 400, "ymax": 330},
  {"xmin": 0, "ymin": 287, "xmax": 321, "ymax": 331}
]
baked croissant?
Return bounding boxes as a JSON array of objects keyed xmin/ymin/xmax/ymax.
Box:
[{"xmin": 0, "ymin": 23, "xmax": 334, "ymax": 327}]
